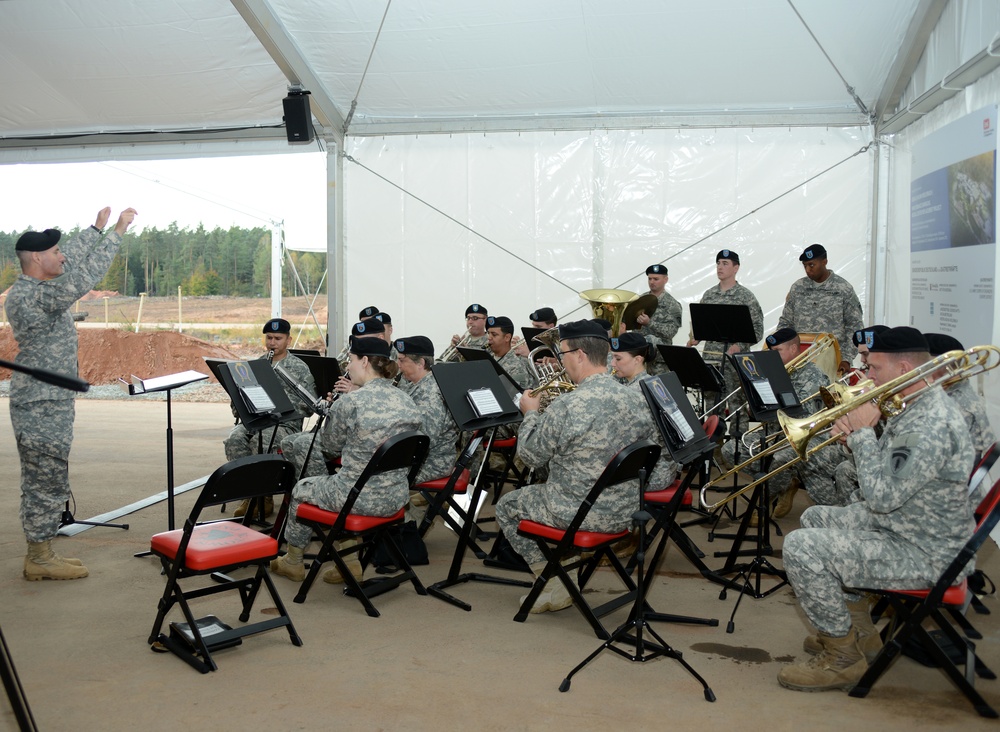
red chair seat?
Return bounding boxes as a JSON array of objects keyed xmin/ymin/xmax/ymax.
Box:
[
  {"xmin": 151, "ymin": 522, "xmax": 278, "ymax": 572},
  {"xmin": 889, "ymin": 579, "xmax": 967, "ymax": 606},
  {"xmin": 296, "ymin": 503, "xmax": 405, "ymax": 532},
  {"xmin": 414, "ymin": 469, "xmax": 470, "ymax": 494},
  {"xmin": 493, "ymin": 437, "xmax": 517, "ymax": 449},
  {"xmin": 518, "ymin": 519, "xmax": 629, "ymax": 548},
  {"xmin": 644, "ymin": 480, "xmax": 692, "ymax": 507}
]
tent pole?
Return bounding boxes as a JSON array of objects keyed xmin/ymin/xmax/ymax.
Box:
[{"xmin": 327, "ymin": 139, "xmax": 345, "ymax": 354}]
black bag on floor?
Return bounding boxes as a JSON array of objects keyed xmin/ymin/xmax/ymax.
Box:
[{"xmin": 372, "ymin": 521, "xmax": 429, "ymax": 573}]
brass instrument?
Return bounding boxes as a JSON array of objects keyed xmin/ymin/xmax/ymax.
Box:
[
  {"xmin": 784, "ymin": 332, "xmax": 840, "ymax": 381},
  {"xmin": 438, "ymin": 329, "xmax": 473, "ymax": 362},
  {"xmin": 699, "ymin": 345, "xmax": 1000, "ymax": 513},
  {"xmin": 527, "ymin": 326, "xmax": 562, "ymax": 382},
  {"xmin": 580, "ymin": 288, "xmax": 637, "ymax": 336}
]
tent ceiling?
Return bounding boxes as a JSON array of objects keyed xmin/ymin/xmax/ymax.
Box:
[{"xmin": 0, "ymin": 0, "xmax": 923, "ymax": 151}]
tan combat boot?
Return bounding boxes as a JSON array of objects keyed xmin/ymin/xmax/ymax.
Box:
[
  {"xmin": 322, "ymin": 538, "xmax": 364, "ymax": 584},
  {"xmin": 233, "ymin": 496, "xmax": 275, "ymax": 519},
  {"xmin": 269, "ymin": 544, "xmax": 305, "ymax": 581},
  {"xmin": 772, "ymin": 476, "xmax": 801, "ymax": 519},
  {"xmin": 24, "ymin": 540, "xmax": 89, "ymax": 581},
  {"xmin": 519, "ymin": 561, "xmax": 573, "ymax": 614},
  {"xmin": 803, "ymin": 597, "xmax": 883, "ymax": 662},
  {"xmin": 779, "ymin": 626, "xmax": 868, "ymax": 691}
]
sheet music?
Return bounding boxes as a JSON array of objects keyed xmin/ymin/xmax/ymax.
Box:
[
  {"xmin": 649, "ymin": 380, "xmax": 695, "ymax": 443},
  {"xmin": 467, "ymin": 387, "xmax": 502, "ymax": 417},
  {"xmin": 240, "ymin": 385, "xmax": 276, "ymax": 414},
  {"xmin": 751, "ymin": 379, "xmax": 779, "ymax": 408}
]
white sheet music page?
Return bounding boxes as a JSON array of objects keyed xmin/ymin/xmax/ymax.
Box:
[
  {"xmin": 467, "ymin": 387, "xmax": 502, "ymax": 417},
  {"xmin": 751, "ymin": 379, "xmax": 779, "ymax": 407}
]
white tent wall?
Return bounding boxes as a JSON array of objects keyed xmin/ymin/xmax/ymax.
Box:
[
  {"xmin": 883, "ymin": 0, "xmax": 1000, "ymax": 447},
  {"xmin": 339, "ymin": 126, "xmax": 873, "ymax": 356}
]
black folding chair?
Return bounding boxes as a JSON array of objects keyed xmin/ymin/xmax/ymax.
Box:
[
  {"xmin": 148, "ymin": 454, "xmax": 301, "ymax": 673},
  {"xmin": 514, "ymin": 439, "xmax": 661, "ymax": 639},
  {"xmin": 292, "ymin": 431, "xmax": 430, "ymax": 617},
  {"xmin": 849, "ymin": 474, "xmax": 1000, "ymax": 718}
]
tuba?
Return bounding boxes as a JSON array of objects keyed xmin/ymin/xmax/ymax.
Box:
[{"xmin": 579, "ymin": 289, "xmax": 637, "ymax": 336}]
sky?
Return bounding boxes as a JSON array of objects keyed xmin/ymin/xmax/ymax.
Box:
[{"xmin": 0, "ymin": 153, "xmax": 328, "ymax": 252}]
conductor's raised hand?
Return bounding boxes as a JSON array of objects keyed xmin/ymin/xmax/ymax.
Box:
[
  {"xmin": 114, "ymin": 208, "xmax": 138, "ymax": 235},
  {"xmin": 95, "ymin": 207, "xmax": 112, "ymax": 231}
]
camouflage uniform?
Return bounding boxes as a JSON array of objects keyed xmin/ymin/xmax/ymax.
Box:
[
  {"xmin": 639, "ymin": 289, "xmax": 683, "ymax": 345},
  {"xmin": 6, "ymin": 226, "xmax": 122, "ymax": 542},
  {"xmin": 697, "ymin": 282, "xmax": 763, "ymax": 437},
  {"xmin": 782, "ymin": 385, "xmax": 975, "ymax": 636},
  {"xmin": 495, "ymin": 373, "xmax": 657, "ymax": 564},
  {"xmin": 496, "ymin": 347, "xmax": 534, "ymax": 391},
  {"xmin": 408, "ymin": 371, "xmax": 460, "ymax": 483},
  {"xmin": 282, "ymin": 378, "xmax": 424, "ymax": 549},
  {"xmin": 777, "ymin": 272, "xmax": 864, "ymax": 366},
  {"xmin": 223, "ymin": 352, "xmax": 316, "ymax": 461},
  {"xmin": 947, "ymin": 378, "xmax": 996, "ymax": 466}
]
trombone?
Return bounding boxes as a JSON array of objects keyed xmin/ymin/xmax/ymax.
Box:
[{"xmin": 699, "ymin": 345, "xmax": 1000, "ymax": 513}]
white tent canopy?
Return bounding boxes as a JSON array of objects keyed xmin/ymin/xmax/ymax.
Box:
[{"xmin": 1, "ymin": 1, "xmax": 998, "ymax": 382}]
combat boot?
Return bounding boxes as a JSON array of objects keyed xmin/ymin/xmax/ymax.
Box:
[
  {"xmin": 772, "ymin": 476, "xmax": 801, "ymax": 519},
  {"xmin": 322, "ymin": 538, "xmax": 364, "ymax": 584},
  {"xmin": 779, "ymin": 626, "xmax": 867, "ymax": 691},
  {"xmin": 24, "ymin": 540, "xmax": 89, "ymax": 581},
  {"xmin": 519, "ymin": 561, "xmax": 573, "ymax": 614},
  {"xmin": 803, "ymin": 597, "xmax": 882, "ymax": 662},
  {"xmin": 269, "ymin": 545, "xmax": 305, "ymax": 582},
  {"xmin": 233, "ymin": 496, "xmax": 274, "ymax": 519}
]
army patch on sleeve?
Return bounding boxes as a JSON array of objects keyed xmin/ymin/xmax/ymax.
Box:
[{"xmin": 886, "ymin": 433, "xmax": 922, "ymax": 478}]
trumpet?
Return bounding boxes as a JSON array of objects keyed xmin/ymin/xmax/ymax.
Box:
[
  {"xmin": 699, "ymin": 345, "xmax": 1000, "ymax": 512},
  {"xmin": 438, "ymin": 329, "xmax": 473, "ymax": 362}
]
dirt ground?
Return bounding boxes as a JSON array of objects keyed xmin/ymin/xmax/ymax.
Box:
[{"xmin": 0, "ymin": 295, "xmax": 326, "ymax": 385}]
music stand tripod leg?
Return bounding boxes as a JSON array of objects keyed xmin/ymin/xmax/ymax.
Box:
[{"xmin": 558, "ymin": 509, "xmax": 716, "ymax": 700}]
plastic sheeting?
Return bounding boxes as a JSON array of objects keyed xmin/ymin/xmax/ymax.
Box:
[{"xmin": 341, "ymin": 126, "xmax": 873, "ymax": 359}]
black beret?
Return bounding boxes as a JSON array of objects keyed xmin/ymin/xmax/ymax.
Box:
[
  {"xmin": 852, "ymin": 325, "xmax": 890, "ymax": 347},
  {"xmin": 924, "ymin": 332, "xmax": 965, "ymax": 356},
  {"xmin": 374, "ymin": 312, "xmax": 392, "ymax": 325},
  {"xmin": 765, "ymin": 327, "xmax": 797, "ymax": 348},
  {"xmin": 868, "ymin": 326, "xmax": 929, "ymax": 353},
  {"xmin": 359, "ymin": 305, "xmax": 380, "ymax": 319},
  {"xmin": 529, "ymin": 307, "xmax": 557, "ymax": 323},
  {"xmin": 560, "ymin": 319, "xmax": 610, "ymax": 342},
  {"xmin": 610, "ymin": 332, "xmax": 648, "ymax": 353},
  {"xmin": 351, "ymin": 319, "xmax": 384, "ymax": 337},
  {"xmin": 262, "ymin": 318, "xmax": 291, "ymax": 334},
  {"xmin": 486, "ymin": 315, "xmax": 514, "ymax": 334},
  {"xmin": 716, "ymin": 249, "xmax": 740, "ymax": 264},
  {"xmin": 394, "ymin": 336, "xmax": 434, "ymax": 357},
  {"xmin": 15, "ymin": 228, "xmax": 61, "ymax": 252},
  {"xmin": 799, "ymin": 244, "xmax": 827, "ymax": 262},
  {"xmin": 465, "ymin": 303, "xmax": 487, "ymax": 317},
  {"xmin": 350, "ymin": 337, "xmax": 391, "ymax": 358},
  {"xmin": 591, "ymin": 318, "xmax": 613, "ymax": 332},
  {"xmin": 645, "ymin": 264, "xmax": 667, "ymax": 276}
]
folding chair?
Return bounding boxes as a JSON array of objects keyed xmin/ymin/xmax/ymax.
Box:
[
  {"xmin": 148, "ymin": 454, "xmax": 301, "ymax": 673},
  {"xmin": 292, "ymin": 431, "xmax": 430, "ymax": 617},
  {"xmin": 849, "ymin": 475, "xmax": 1000, "ymax": 718},
  {"xmin": 513, "ymin": 439, "xmax": 661, "ymax": 639}
]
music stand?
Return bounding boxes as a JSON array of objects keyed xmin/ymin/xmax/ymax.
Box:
[
  {"xmin": 288, "ymin": 347, "xmax": 322, "ymax": 358},
  {"xmin": 658, "ymin": 345, "xmax": 723, "ymax": 413},
  {"xmin": 291, "ymin": 354, "xmax": 341, "ymax": 398},
  {"xmin": 109, "ymin": 370, "xmax": 208, "ymax": 543},
  {"xmin": 521, "ymin": 327, "xmax": 548, "ymax": 347},
  {"xmin": 592, "ymin": 373, "xmax": 719, "ymax": 627},
  {"xmin": 689, "ymin": 302, "xmax": 756, "ymax": 412},
  {"xmin": 711, "ymin": 349, "xmax": 804, "ymax": 631},
  {"xmin": 426, "ymin": 361, "xmax": 532, "ymax": 611}
]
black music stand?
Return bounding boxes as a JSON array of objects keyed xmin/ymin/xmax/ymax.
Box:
[
  {"xmin": 291, "ymin": 353, "xmax": 341, "ymax": 398},
  {"xmin": 711, "ymin": 349, "xmax": 805, "ymax": 631},
  {"xmin": 425, "ymin": 361, "xmax": 531, "ymax": 611},
  {"xmin": 521, "ymin": 326, "xmax": 548, "ymax": 347},
  {"xmin": 591, "ymin": 373, "xmax": 720, "ymax": 628},
  {"xmin": 288, "ymin": 347, "xmax": 322, "ymax": 358},
  {"xmin": 120, "ymin": 370, "xmax": 209, "ymax": 554},
  {"xmin": 558, "ymin": 465, "xmax": 716, "ymax": 701},
  {"xmin": 689, "ymin": 302, "xmax": 756, "ymax": 414},
  {"xmin": 658, "ymin": 345, "xmax": 724, "ymax": 416}
]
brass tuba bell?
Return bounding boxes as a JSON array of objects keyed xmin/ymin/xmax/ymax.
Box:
[{"xmin": 579, "ymin": 289, "xmax": 639, "ymax": 336}]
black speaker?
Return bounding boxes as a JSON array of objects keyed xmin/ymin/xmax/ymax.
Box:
[{"xmin": 282, "ymin": 91, "xmax": 314, "ymax": 144}]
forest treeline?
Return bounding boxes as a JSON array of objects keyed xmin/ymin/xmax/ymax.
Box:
[{"xmin": 0, "ymin": 223, "xmax": 327, "ymax": 297}]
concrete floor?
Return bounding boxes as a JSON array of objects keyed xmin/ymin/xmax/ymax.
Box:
[{"xmin": 1, "ymin": 398, "xmax": 999, "ymax": 731}]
